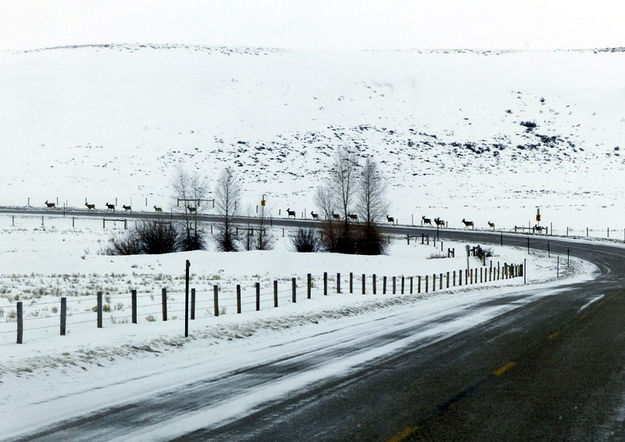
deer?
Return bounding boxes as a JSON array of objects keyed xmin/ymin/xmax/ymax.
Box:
[
  {"xmin": 348, "ymin": 213, "xmax": 358, "ymax": 221},
  {"xmin": 488, "ymin": 221, "xmax": 495, "ymax": 230},
  {"xmin": 434, "ymin": 217, "xmax": 445, "ymax": 227},
  {"xmin": 332, "ymin": 212, "xmax": 340, "ymax": 220},
  {"xmin": 187, "ymin": 205, "xmax": 197, "ymax": 213},
  {"xmin": 286, "ymin": 208, "xmax": 296, "ymax": 218},
  {"xmin": 105, "ymin": 202, "xmax": 115, "ymax": 211},
  {"xmin": 85, "ymin": 202, "xmax": 95, "ymax": 210},
  {"xmin": 422, "ymin": 216, "xmax": 432, "ymax": 226},
  {"xmin": 122, "ymin": 204, "xmax": 132, "ymax": 211},
  {"xmin": 386, "ymin": 215, "xmax": 395, "ymax": 224},
  {"xmin": 310, "ymin": 211, "xmax": 319, "ymax": 220},
  {"xmin": 154, "ymin": 205, "xmax": 162, "ymax": 212},
  {"xmin": 462, "ymin": 218, "xmax": 474, "ymax": 229},
  {"xmin": 44, "ymin": 200, "xmax": 55, "ymax": 209}
]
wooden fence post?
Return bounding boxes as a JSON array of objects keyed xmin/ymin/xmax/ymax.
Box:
[
  {"xmin": 523, "ymin": 259, "xmax": 527, "ymax": 284},
  {"xmin": 410, "ymin": 276, "xmax": 413, "ymax": 294},
  {"xmin": 292, "ymin": 278, "xmax": 297, "ymax": 303},
  {"xmin": 373, "ymin": 274, "xmax": 377, "ymax": 294},
  {"xmin": 256, "ymin": 282, "xmax": 261, "ymax": 311},
  {"xmin": 392, "ymin": 276, "xmax": 396, "ymax": 294},
  {"xmin": 324, "ymin": 272, "xmax": 328, "ymax": 296},
  {"xmin": 236, "ymin": 285, "xmax": 242, "ymax": 313},
  {"xmin": 432, "ymin": 274, "xmax": 436, "ymax": 292},
  {"xmin": 337, "ymin": 273, "xmax": 341, "ymax": 293},
  {"xmin": 425, "ymin": 275, "xmax": 429, "ymax": 293},
  {"xmin": 453, "ymin": 271, "xmax": 456, "ymax": 286},
  {"xmin": 97, "ymin": 291, "xmax": 103, "ymax": 328},
  {"xmin": 439, "ymin": 273, "xmax": 443, "ymax": 290},
  {"xmin": 191, "ymin": 288, "xmax": 196, "ymax": 320},
  {"xmin": 162, "ymin": 288, "xmax": 168, "ymax": 321},
  {"xmin": 383, "ymin": 276, "xmax": 387, "ymax": 294},
  {"xmin": 131, "ymin": 289, "xmax": 137, "ymax": 324},
  {"xmin": 459, "ymin": 270, "xmax": 462, "ymax": 286},
  {"xmin": 274, "ymin": 280, "xmax": 279, "ymax": 307},
  {"xmin": 446, "ymin": 272, "xmax": 449, "ymax": 288},
  {"xmin": 16, "ymin": 301, "xmax": 23, "ymax": 344},
  {"xmin": 362, "ymin": 274, "xmax": 366, "ymax": 294},
  {"xmin": 349, "ymin": 272, "xmax": 353, "ymax": 294},
  {"xmin": 214, "ymin": 285, "xmax": 219, "ymax": 316},
  {"xmin": 307, "ymin": 274, "xmax": 312, "ymax": 299},
  {"xmin": 185, "ymin": 260, "xmax": 190, "ymax": 338},
  {"xmin": 60, "ymin": 297, "xmax": 66, "ymax": 336},
  {"xmin": 401, "ymin": 276, "xmax": 405, "ymax": 294},
  {"xmin": 418, "ymin": 276, "xmax": 421, "ymax": 294}
]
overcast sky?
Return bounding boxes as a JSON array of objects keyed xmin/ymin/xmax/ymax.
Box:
[{"xmin": 1, "ymin": 0, "xmax": 623, "ymax": 50}]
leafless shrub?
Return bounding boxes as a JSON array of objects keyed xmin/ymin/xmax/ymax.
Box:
[{"xmin": 292, "ymin": 228, "xmax": 320, "ymax": 252}]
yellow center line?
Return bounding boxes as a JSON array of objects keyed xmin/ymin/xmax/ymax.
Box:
[
  {"xmin": 493, "ymin": 361, "xmax": 516, "ymax": 376},
  {"xmin": 387, "ymin": 426, "xmax": 419, "ymax": 442}
]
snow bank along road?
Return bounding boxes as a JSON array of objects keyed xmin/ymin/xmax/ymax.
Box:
[{"xmin": 4, "ymin": 209, "xmax": 625, "ymax": 441}]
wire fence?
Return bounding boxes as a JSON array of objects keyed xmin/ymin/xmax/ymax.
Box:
[{"xmin": 0, "ymin": 261, "xmax": 525, "ymax": 346}]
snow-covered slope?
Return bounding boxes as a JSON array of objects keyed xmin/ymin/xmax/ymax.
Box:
[{"xmin": 1, "ymin": 44, "xmax": 624, "ymax": 231}]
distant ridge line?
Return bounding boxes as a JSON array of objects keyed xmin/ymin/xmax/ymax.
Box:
[{"xmin": 7, "ymin": 43, "xmax": 625, "ymax": 55}]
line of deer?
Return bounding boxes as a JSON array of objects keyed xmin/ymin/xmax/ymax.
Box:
[
  {"xmin": 187, "ymin": 205, "xmax": 197, "ymax": 213},
  {"xmin": 105, "ymin": 202, "xmax": 115, "ymax": 211},
  {"xmin": 434, "ymin": 217, "xmax": 445, "ymax": 227},
  {"xmin": 348, "ymin": 213, "xmax": 358, "ymax": 221},
  {"xmin": 122, "ymin": 205, "xmax": 131, "ymax": 211},
  {"xmin": 44, "ymin": 200, "xmax": 55, "ymax": 209},
  {"xmin": 462, "ymin": 218, "xmax": 474, "ymax": 229},
  {"xmin": 286, "ymin": 208, "xmax": 296, "ymax": 218},
  {"xmin": 488, "ymin": 221, "xmax": 495, "ymax": 230},
  {"xmin": 332, "ymin": 212, "xmax": 340, "ymax": 220},
  {"xmin": 85, "ymin": 202, "xmax": 95, "ymax": 210},
  {"xmin": 386, "ymin": 215, "xmax": 395, "ymax": 224},
  {"xmin": 154, "ymin": 205, "xmax": 162, "ymax": 212},
  {"xmin": 422, "ymin": 216, "xmax": 432, "ymax": 226},
  {"xmin": 310, "ymin": 211, "xmax": 319, "ymax": 220}
]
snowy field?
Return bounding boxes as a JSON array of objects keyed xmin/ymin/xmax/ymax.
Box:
[
  {"xmin": 0, "ymin": 214, "xmax": 595, "ymax": 375},
  {"xmin": 1, "ymin": 44, "xmax": 625, "ymax": 235}
]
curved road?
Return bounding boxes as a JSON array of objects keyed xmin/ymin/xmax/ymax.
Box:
[{"xmin": 3, "ymin": 207, "xmax": 625, "ymax": 441}]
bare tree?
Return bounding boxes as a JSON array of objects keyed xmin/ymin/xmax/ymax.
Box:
[
  {"xmin": 215, "ymin": 166, "xmax": 240, "ymax": 251},
  {"xmin": 356, "ymin": 158, "xmax": 389, "ymax": 227},
  {"xmin": 328, "ymin": 146, "xmax": 359, "ymax": 226},
  {"xmin": 317, "ymin": 146, "xmax": 360, "ymax": 253},
  {"xmin": 314, "ymin": 186, "xmax": 334, "ymax": 220},
  {"xmin": 172, "ymin": 167, "xmax": 209, "ymax": 250},
  {"xmin": 356, "ymin": 158, "xmax": 389, "ymax": 255}
]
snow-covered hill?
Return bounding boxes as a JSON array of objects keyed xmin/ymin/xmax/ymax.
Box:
[{"xmin": 1, "ymin": 43, "xmax": 624, "ymax": 231}]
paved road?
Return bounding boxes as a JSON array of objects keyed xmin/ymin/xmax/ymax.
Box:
[{"xmin": 4, "ymin": 207, "xmax": 625, "ymax": 441}]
